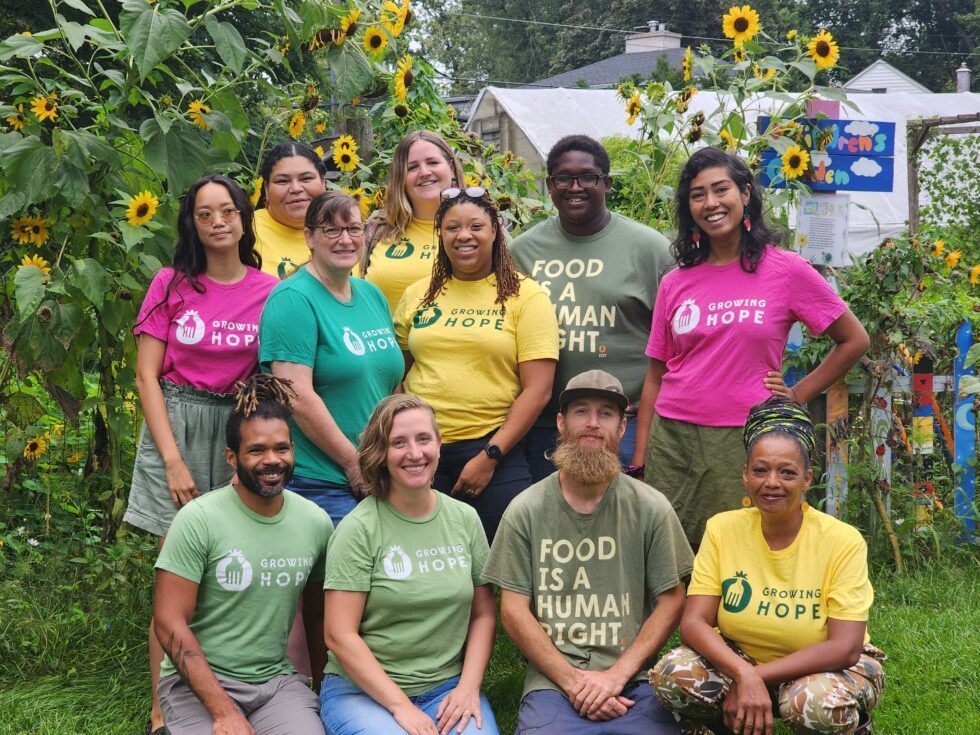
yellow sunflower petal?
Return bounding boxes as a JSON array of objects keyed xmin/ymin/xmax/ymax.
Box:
[
  {"xmin": 807, "ymin": 29, "xmax": 840, "ymax": 70},
  {"xmin": 394, "ymin": 54, "xmax": 414, "ymax": 103},
  {"xmin": 780, "ymin": 145, "xmax": 810, "ymax": 179},
  {"xmin": 30, "ymin": 94, "xmax": 58, "ymax": 123},
  {"xmin": 683, "ymin": 46, "xmax": 692, "ymax": 82},
  {"xmin": 126, "ymin": 191, "xmax": 159, "ymax": 227},
  {"xmin": 288, "ymin": 111, "xmax": 306, "ymax": 138},
  {"xmin": 363, "ymin": 26, "xmax": 388, "ymax": 55},
  {"xmin": 188, "ymin": 99, "xmax": 211, "ymax": 130},
  {"xmin": 20, "ymin": 253, "xmax": 51, "ymax": 276},
  {"xmin": 722, "ymin": 5, "xmax": 761, "ymax": 48}
]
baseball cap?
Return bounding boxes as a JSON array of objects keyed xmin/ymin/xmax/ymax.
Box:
[{"xmin": 558, "ymin": 369, "xmax": 628, "ymax": 413}]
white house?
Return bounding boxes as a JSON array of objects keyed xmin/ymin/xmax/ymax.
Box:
[{"xmin": 844, "ymin": 60, "xmax": 932, "ymax": 95}]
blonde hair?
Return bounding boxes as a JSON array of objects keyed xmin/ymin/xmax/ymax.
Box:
[
  {"xmin": 362, "ymin": 130, "xmax": 464, "ymax": 273},
  {"xmin": 358, "ymin": 394, "xmax": 440, "ymax": 501}
]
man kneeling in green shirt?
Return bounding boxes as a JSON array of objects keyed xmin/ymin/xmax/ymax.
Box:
[
  {"xmin": 154, "ymin": 375, "xmax": 333, "ymax": 735},
  {"xmin": 483, "ymin": 370, "xmax": 694, "ymax": 734}
]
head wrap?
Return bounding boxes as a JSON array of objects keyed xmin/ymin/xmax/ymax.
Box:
[{"xmin": 742, "ymin": 399, "xmax": 816, "ymax": 459}]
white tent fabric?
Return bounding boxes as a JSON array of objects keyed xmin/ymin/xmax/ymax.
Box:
[{"xmin": 466, "ymin": 87, "xmax": 980, "ymax": 258}]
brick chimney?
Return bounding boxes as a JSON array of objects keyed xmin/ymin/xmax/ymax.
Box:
[{"xmin": 625, "ymin": 21, "xmax": 681, "ymax": 53}]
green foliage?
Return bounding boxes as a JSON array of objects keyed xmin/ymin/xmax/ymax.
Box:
[{"xmin": 918, "ymin": 134, "xmax": 980, "ymax": 255}]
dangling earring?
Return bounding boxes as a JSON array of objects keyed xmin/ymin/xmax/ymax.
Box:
[
  {"xmin": 741, "ymin": 496, "xmax": 753, "ymax": 507},
  {"xmin": 742, "ymin": 217, "xmax": 752, "ymax": 232},
  {"xmin": 691, "ymin": 227, "xmax": 701, "ymax": 245}
]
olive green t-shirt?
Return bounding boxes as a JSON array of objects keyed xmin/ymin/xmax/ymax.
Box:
[
  {"xmin": 155, "ymin": 486, "xmax": 333, "ymax": 683},
  {"xmin": 483, "ymin": 473, "xmax": 693, "ymax": 698},
  {"xmin": 323, "ymin": 494, "xmax": 490, "ymax": 696},
  {"xmin": 509, "ymin": 213, "xmax": 673, "ymax": 422}
]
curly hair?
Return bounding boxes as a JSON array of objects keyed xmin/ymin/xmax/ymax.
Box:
[
  {"xmin": 420, "ymin": 189, "xmax": 522, "ymax": 314},
  {"xmin": 673, "ymin": 148, "xmax": 783, "ymax": 273},
  {"xmin": 358, "ymin": 394, "xmax": 440, "ymax": 501},
  {"xmin": 546, "ymin": 134, "xmax": 610, "ymax": 176}
]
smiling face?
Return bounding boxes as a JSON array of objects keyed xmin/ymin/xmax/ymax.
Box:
[
  {"xmin": 547, "ymin": 150, "xmax": 611, "ymax": 234},
  {"xmin": 386, "ymin": 408, "xmax": 441, "ymax": 495},
  {"xmin": 688, "ymin": 165, "xmax": 750, "ymax": 247},
  {"xmin": 194, "ymin": 182, "xmax": 243, "ymax": 254},
  {"xmin": 265, "ymin": 155, "xmax": 326, "ymax": 230},
  {"xmin": 405, "ymin": 140, "xmax": 455, "ymax": 218},
  {"xmin": 305, "ymin": 204, "xmax": 364, "ymax": 276},
  {"xmin": 440, "ymin": 201, "xmax": 496, "ymax": 280},
  {"xmin": 743, "ymin": 434, "xmax": 812, "ymax": 516},
  {"xmin": 228, "ymin": 417, "xmax": 295, "ymax": 499},
  {"xmin": 557, "ymin": 396, "xmax": 627, "ymax": 450}
]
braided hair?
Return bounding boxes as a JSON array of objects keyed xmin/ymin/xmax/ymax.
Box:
[
  {"xmin": 226, "ymin": 374, "xmax": 298, "ymax": 452},
  {"xmin": 743, "ymin": 396, "xmax": 816, "ymax": 465},
  {"xmin": 421, "ymin": 189, "xmax": 522, "ymax": 315}
]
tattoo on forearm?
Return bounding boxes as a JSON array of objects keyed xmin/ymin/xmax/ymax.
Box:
[{"xmin": 165, "ymin": 632, "xmax": 202, "ymax": 682}]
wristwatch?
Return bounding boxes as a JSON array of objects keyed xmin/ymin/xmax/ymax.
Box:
[{"xmin": 484, "ymin": 443, "xmax": 503, "ymax": 461}]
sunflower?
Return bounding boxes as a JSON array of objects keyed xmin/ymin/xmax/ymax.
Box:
[
  {"xmin": 23, "ymin": 435, "xmax": 47, "ymax": 461},
  {"xmin": 188, "ymin": 100, "xmax": 211, "ymax": 130},
  {"xmin": 67, "ymin": 450, "xmax": 83, "ymax": 464},
  {"xmin": 333, "ymin": 146, "xmax": 359, "ymax": 172},
  {"xmin": 931, "ymin": 239, "xmax": 946, "ymax": 257},
  {"xmin": 344, "ymin": 187, "xmax": 372, "ymax": 218},
  {"xmin": 11, "ymin": 215, "xmax": 35, "ymax": 245},
  {"xmin": 682, "ymin": 46, "xmax": 692, "ymax": 82},
  {"xmin": 372, "ymin": 187, "xmax": 386, "ymax": 209},
  {"xmin": 340, "ymin": 7, "xmax": 361, "ymax": 38},
  {"xmin": 20, "ymin": 253, "xmax": 51, "ymax": 275},
  {"xmin": 807, "ymin": 29, "xmax": 839, "ymax": 69},
  {"xmin": 308, "ymin": 27, "xmax": 344, "ymax": 50},
  {"xmin": 786, "ymin": 29, "xmax": 797, "ymax": 41},
  {"xmin": 394, "ymin": 54, "xmax": 414, "ymax": 102},
  {"xmin": 288, "ymin": 111, "xmax": 306, "ymax": 138},
  {"xmin": 250, "ymin": 177, "xmax": 263, "ymax": 206},
  {"xmin": 720, "ymin": 129, "xmax": 736, "ymax": 151},
  {"xmin": 946, "ymin": 250, "xmax": 962, "ymax": 269},
  {"xmin": 753, "ymin": 64, "xmax": 776, "ymax": 80},
  {"xmin": 6, "ymin": 103, "xmax": 26, "ymax": 131},
  {"xmin": 30, "ymin": 94, "xmax": 57, "ymax": 123},
  {"xmin": 722, "ymin": 5, "xmax": 760, "ymax": 48},
  {"xmin": 393, "ymin": 103, "xmax": 409, "ymax": 119},
  {"xmin": 675, "ymin": 86, "xmax": 696, "ymax": 114},
  {"xmin": 382, "ymin": 0, "xmax": 410, "ymax": 37},
  {"xmin": 625, "ymin": 89, "xmax": 642, "ymax": 126},
  {"xmin": 334, "ymin": 134, "xmax": 357, "ymax": 152},
  {"xmin": 781, "ymin": 145, "xmax": 810, "ymax": 179},
  {"xmin": 315, "ymin": 121, "xmax": 326, "ymax": 134},
  {"xmin": 126, "ymin": 191, "xmax": 159, "ymax": 227},
  {"xmin": 27, "ymin": 215, "xmax": 49, "ymax": 246},
  {"xmin": 314, "ymin": 145, "xmax": 325, "ymax": 159},
  {"xmin": 971, "ymin": 265, "xmax": 980, "ymax": 287},
  {"xmin": 363, "ymin": 26, "xmax": 388, "ymax": 55},
  {"xmin": 732, "ymin": 47, "xmax": 746, "ymax": 63}
]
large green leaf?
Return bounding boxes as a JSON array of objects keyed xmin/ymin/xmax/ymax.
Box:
[
  {"xmin": 61, "ymin": 129, "xmax": 121, "ymax": 168},
  {"xmin": 0, "ymin": 135, "xmax": 60, "ymax": 206},
  {"xmin": 0, "ymin": 33, "xmax": 43, "ymax": 62},
  {"xmin": 204, "ymin": 15, "xmax": 247, "ymax": 75},
  {"xmin": 60, "ymin": 0, "xmax": 96, "ymax": 16},
  {"xmin": 69, "ymin": 258, "xmax": 109, "ymax": 311},
  {"xmin": 14, "ymin": 265, "xmax": 46, "ymax": 319},
  {"xmin": 3, "ymin": 391, "xmax": 46, "ymax": 428},
  {"xmin": 332, "ymin": 45, "xmax": 374, "ymax": 102},
  {"xmin": 119, "ymin": 0, "xmax": 191, "ymax": 81},
  {"xmin": 140, "ymin": 117, "xmax": 208, "ymax": 193}
]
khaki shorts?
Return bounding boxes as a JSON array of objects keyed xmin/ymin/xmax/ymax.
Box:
[
  {"xmin": 644, "ymin": 412, "xmax": 745, "ymax": 546},
  {"xmin": 123, "ymin": 381, "xmax": 234, "ymax": 537}
]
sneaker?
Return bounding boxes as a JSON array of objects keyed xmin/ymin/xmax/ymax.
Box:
[{"xmin": 854, "ymin": 711, "xmax": 872, "ymax": 734}]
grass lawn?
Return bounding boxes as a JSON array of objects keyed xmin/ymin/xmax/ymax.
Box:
[{"xmin": 1, "ymin": 560, "xmax": 977, "ymax": 735}]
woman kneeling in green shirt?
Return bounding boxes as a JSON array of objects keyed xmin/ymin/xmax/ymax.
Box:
[{"xmin": 320, "ymin": 394, "xmax": 499, "ymax": 735}]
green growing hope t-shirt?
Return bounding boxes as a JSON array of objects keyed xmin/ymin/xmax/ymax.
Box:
[
  {"xmin": 259, "ymin": 269, "xmax": 404, "ymax": 484},
  {"xmin": 323, "ymin": 493, "xmax": 490, "ymax": 696},
  {"xmin": 483, "ymin": 473, "xmax": 694, "ymax": 699},
  {"xmin": 155, "ymin": 486, "xmax": 333, "ymax": 682}
]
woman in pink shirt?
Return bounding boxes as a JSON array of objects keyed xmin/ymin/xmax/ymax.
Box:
[
  {"xmin": 632, "ymin": 148, "xmax": 869, "ymax": 547},
  {"xmin": 123, "ymin": 174, "xmax": 278, "ymax": 734}
]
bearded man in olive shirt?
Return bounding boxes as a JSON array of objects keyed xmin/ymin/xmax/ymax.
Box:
[
  {"xmin": 483, "ymin": 370, "xmax": 693, "ymax": 734},
  {"xmin": 509, "ymin": 135, "xmax": 674, "ymax": 481}
]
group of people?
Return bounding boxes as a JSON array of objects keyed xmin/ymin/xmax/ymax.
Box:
[{"xmin": 124, "ymin": 128, "xmax": 883, "ymax": 735}]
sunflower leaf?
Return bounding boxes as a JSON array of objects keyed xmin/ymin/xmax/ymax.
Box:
[
  {"xmin": 14, "ymin": 266, "xmax": 46, "ymax": 320},
  {"xmin": 0, "ymin": 135, "xmax": 60, "ymax": 206},
  {"xmin": 332, "ymin": 45, "xmax": 374, "ymax": 102},
  {"xmin": 119, "ymin": 0, "xmax": 191, "ymax": 82},
  {"xmin": 204, "ymin": 16, "xmax": 246, "ymax": 75},
  {"xmin": 69, "ymin": 258, "xmax": 108, "ymax": 311}
]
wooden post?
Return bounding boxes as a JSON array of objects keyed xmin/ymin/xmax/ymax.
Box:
[{"xmin": 825, "ymin": 379, "xmax": 849, "ymax": 518}]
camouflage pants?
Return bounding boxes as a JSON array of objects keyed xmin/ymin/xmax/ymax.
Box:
[{"xmin": 649, "ymin": 641, "xmax": 885, "ymax": 735}]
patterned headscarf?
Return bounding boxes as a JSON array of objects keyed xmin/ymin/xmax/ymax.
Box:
[{"xmin": 742, "ymin": 398, "xmax": 816, "ymax": 459}]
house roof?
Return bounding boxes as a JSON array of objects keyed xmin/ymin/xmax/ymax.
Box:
[
  {"xmin": 844, "ymin": 59, "xmax": 932, "ymax": 93},
  {"xmin": 531, "ymin": 49, "xmax": 687, "ymax": 88}
]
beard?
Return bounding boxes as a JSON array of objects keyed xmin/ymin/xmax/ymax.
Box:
[
  {"xmin": 237, "ymin": 461, "xmax": 294, "ymax": 499},
  {"xmin": 550, "ymin": 428, "xmax": 622, "ymax": 486}
]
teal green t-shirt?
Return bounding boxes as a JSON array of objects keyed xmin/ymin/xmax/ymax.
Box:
[
  {"xmin": 155, "ymin": 486, "xmax": 333, "ymax": 683},
  {"xmin": 509, "ymin": 213, "xmax": 673, "ymax": 423},
  {"xmin": 323, "ymin": 493, "xmax": 490, "ymax": 696},
  {"xmin": 259, "ymin": 269, "xmax": 404, "ymax": 483}
]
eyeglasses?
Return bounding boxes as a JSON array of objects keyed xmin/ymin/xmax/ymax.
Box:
[
  {"xmin": 195, "ymin": 206, "xmax": 240, "ymax": 224},
  {"xmin": 441, "ymin": 186, "xmax": 487, "ymax": 200},
  {"xmin": 548, "ymin": 174, "xmax": 604, "ymax": 190},
  {"xmin": 316, "ymin": 224, "xmax": 366, "ymax": 239}
]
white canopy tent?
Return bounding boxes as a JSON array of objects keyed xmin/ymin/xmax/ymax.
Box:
[{"xmin": 466, "ymin": 86, "xmax": 980, "ymax": 258}]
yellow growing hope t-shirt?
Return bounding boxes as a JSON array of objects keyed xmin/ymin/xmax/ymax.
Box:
[
  {"xmin": 364, "ymin": 218, "xmax": 439, "ymax": 314},
  {"xmin": 254, "ymin": 209, "xmax": 309, "ymax": 280},
  {"xmin": 394, "ymin": 275, "xmax": 559, "ymax": 443},
  {"xmin": 688, "ymin": 506, "xmax": 873, "ymax": 664}
]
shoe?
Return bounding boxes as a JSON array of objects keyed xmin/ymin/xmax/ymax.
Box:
[
  {"xmin": 145, "ymin": 719, "xmax": 167, "ymax": 735},
  {"xmin": 854, "ymin": 711, "xmax": 872, "ymax": 734}
]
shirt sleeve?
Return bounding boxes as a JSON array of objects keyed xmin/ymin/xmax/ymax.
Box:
[
  {"xmin": 645, "ymin": 276, "xmax": 675, "ymax": 361},
  {"xmin": 155, "ymin": 503, "xmax": 209, "ymax": 584},
  {"xmin": 687, "ymin": 516, "xmax": 723, "ymax": 597},
  {"xmin": 825, "ymin": 531, "xmax": 873, "ymax": 621},
  {"xmin": 393, "ymin": 289, "xmax": 413, "ymax": 351},
  {"xmin": 515, "ymin": 283, "xmax": 559, "ymax": 362},
  {"xmin": 134, "ymin": 269, "xmax": 174, "ymax": 341},
  {"xmin": 258, "ymin": 287, "xmax": 318, "ymax": 368},
  {"xmin": 323, "ymin": 512, "xmax": 375, "ymax": 592},
  {"xmin": 645, "ymin": 495, "xmax": 695, "ymax": 597},
  {"xmin": 307, "ymin": 508, "xmax": 334, "ymax": 587},
  {"xmin": 481, "ymin": 500, "xmax": 533, "ymax": 595},
  {"xmin": 786, "ymin": 254, "xmax": 847, "ymax": 335},
  {"xmin": 467, "ymin": 507, "xmax": 491, "ymax": 586}
]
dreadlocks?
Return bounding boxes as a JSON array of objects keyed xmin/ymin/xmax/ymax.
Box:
[
  {"xmin": 226, "ymin": 374, "xmax": 297, "ymax": 452},
  {"xmin": 421, "ymin": 189, "xmax": 522, "ymax": 315}
]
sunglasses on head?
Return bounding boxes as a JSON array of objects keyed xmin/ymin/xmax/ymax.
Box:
[{"xmin": 441, "ymin": 186, "xmax": 487, "ymax": 200}]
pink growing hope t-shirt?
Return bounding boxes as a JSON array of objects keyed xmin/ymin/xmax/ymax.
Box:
[
  {"xmin": 646, "ymin": 246, "xmax": 846, "ymax": 426},
  {"xmin": 134, "ymin": 267, "xmax": 278, "ymax": 394}
]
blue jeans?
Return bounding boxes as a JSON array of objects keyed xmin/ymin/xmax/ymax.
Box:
[
  {"xmin": 433, "ymin": 434, "xmax": 531, "ymax": 543},
  {"xmin": 517, "ymin": 683, "xmax": 678, "ymax": 735},
  {"xmin": 320, "ymin": 674, "xmax": 499, "ymax": 735},
  {"xmin": 287, "ymin": 475, "xmax": 358, "ymax": 527},
  {"xmin": 524, "ymin": 416, "xmax": 638, "ymax": 484}
]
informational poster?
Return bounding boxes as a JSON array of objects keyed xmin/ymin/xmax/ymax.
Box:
[{"xmin": 794, "ymin": 193, "xmax": 850, "ymax": 266}]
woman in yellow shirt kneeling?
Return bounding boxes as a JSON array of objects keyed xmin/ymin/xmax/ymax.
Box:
[{"xmin": 650, "ymin": 399, "xmax": 885, "ymax": 735}]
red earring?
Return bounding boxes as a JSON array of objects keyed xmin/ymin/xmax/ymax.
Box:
[
  {"xmin": 743, "ymin": 217, "xmax": 752, "ymax": 232},
  {"xmin": 691, "ymin": 229, "xmax": 701, "ymax": 245}
]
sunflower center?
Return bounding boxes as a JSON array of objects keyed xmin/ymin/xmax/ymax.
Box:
[
  {"xmin": 404, "ymin": 70, "xmax": 414, "ymax": 87},
  {"xmin": 816, "ymin": 40, "xmax": 830, "ymax": 56},
  {"xmin": 789, "ymin": 155, "xmax": 801, "ymax": 168},
  {"xmin": 137, "ymin": 203, "xmax": 149, "ymax": 217},
  {"xmin": 45, "ymin": 102, "xmax": 54, "ymax": 112},
  {"xmin": 370, "ymin": 35, "xmax": 382, "ymax": 49},
  {"xmin": 28, "ymin": 442, "xmax": 38, "ymax": 451},
  {"xmin": 734, "ymin": 18, "xmax": 749, "ymax": 32},
  {"xmin": 342, "ymin": 153, "xmax": 351, "ymax": 163}
]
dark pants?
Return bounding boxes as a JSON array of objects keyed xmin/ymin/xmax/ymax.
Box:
[
  {"xmin": 524, "ymin": 416, "xmax": 638, "ymax": 484},
  {"xmin": 433, "ymin": 434, "xmax": 531, "ymax": 542}
]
